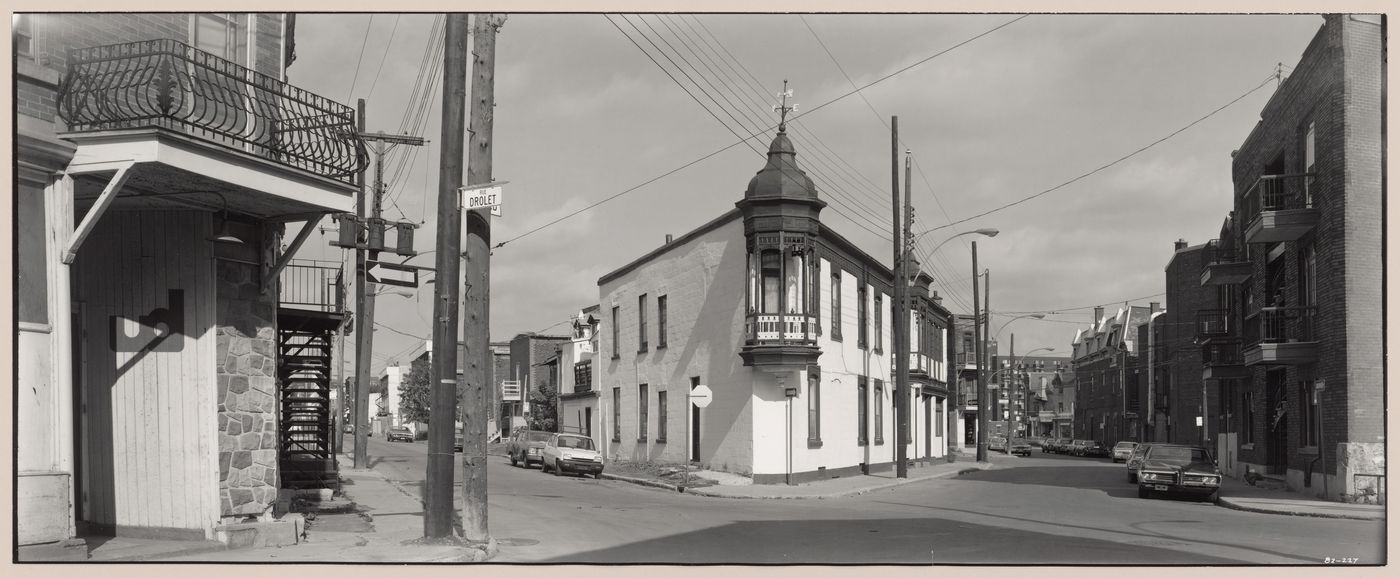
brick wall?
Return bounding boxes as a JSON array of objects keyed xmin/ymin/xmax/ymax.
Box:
[{"xmin": 1163, "ymin": 245, "xmax": 1217, "ymax": 446}]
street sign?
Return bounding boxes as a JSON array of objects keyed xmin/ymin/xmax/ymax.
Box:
[
  {"xmin": 366, "ymin": 260, "xmax": 419, "ymax": 288},
  {"xmin": 689, "ymin": 384, "xmax": 713, "ymax": 408},
  {"xmin": 459, "ymin": 182, "xmax": 506, "ymax": 216}
]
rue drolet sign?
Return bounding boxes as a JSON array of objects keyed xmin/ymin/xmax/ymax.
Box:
[{"xmin": 459, "ymin": 182, "xmax": 507, "ymax": 216}]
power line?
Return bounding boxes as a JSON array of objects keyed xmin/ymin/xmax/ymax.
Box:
[
  {"xmin": 916, "ymin": 72, "xmax": 1280, "ymax": 236},
  {"xmin": 365, "ymin": 14, "xmax": 402, "ymax": 102},
  {"xmin": 345, "ymin": 14, "xmax": 374, "ymax": 102},
  {"xmin": 997, "ymin": 292, "xmax": 1167, "ymax": 316},
  {"xmin": 494, "ymin": 14, "xmax": 1028, "ymax": 250}
]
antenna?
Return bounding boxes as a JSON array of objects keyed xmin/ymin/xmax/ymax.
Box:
[{"xmin": 772, "ymin": 79, "xmax": 797, "ymax": 131}]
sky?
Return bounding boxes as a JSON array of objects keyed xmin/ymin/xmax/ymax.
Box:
[{"xmin": 283, "ymin": 12, "xmax": 1325, "ymax": 377}]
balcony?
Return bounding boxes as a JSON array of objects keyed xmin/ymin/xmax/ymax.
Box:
[
  {"xmin": 279, "ymin": 260, "xmax": 345, "ymax": 314},
  {"xmin": 1200, "ymin": 239, "xmax": 1251, "ymax": 286},
  {"xmin": 956, "ymin": 351, "xmax": 980, "ymax": 372},
  {"xmin": 1241, "ymin": 174, "xmax": 1318, "ymax": 244},
  {"xmin": 1195, "ymin": 309, "xmax": 1233, "ymax": 340},
  {"xmin": 57, "ymin": 39, "xmax": 368, "ymax": 219},
  {"xmin": 1201, "ymin": 338, "xmax": 1249, "ymax": 381},
  {"xmin": 899, "ymin": 352, "xmax": 945, "ymax": 382},
  {"xmin": 740, "ymin": 313, "xmax": 819, "ymax": 369},
  {"xmin": 1243, "ymin": 306, "xmax": 1318, "ymax": 366}
]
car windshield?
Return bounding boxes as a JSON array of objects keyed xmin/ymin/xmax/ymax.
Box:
[
  {"xmin": 557, "ymin": 436, "xmax": 595, "ymax": 450},
  {"xmin": 391, "ymin": 427, "xmax": 409, "ymax": 432},
  {"xmin": 526, "ymin": 431, "xmax": 552, "ymax": 442},
  {"xmin": 1115, "ymin": 442, "xmax": 1135, "ymax": 449},
  {"xmin": 1148, "ymin": 446, "xmax": 1211, "ymax": 465}
]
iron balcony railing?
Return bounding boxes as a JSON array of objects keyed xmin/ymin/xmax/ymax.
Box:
[
  {"xmin": 1201, "ymin": 338, "xmax": 1243, "ymax": 367},
  {"xmin": 1196, "ymin": 309, "xmax": 1232, "ymax": 337},
  {"xmin": 279, "ymin": 260, "xmax": 344, "ymax": 313},
  {"xmin": 744, "ymin": 313, "xmax": 817, "ymax": 346},
  {"xmin": 957, "ymin": 352, "xmax": 978, "ymax": 367},
  {"xmin": 1244, "ymin": 306, "xmax": 1317, "ymax": 346},
  {"xmin": 57, "ymin": 39, "xmax": 368, "ymax": 184},
  {"xmin": 1201, "ymin": 238, "xmax": 1245, "ymax": 266},
  {"xmin": 1241, "ymin": 173, "xmax": 1316, "ymax": 225}
]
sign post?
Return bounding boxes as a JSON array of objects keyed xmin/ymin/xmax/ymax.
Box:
[{"xmin": 686, "ymin": 385, "xmax": 714, "ymax": 490}]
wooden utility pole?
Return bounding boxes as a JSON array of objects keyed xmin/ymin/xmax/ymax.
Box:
[
  {"xmin": 984, "ymin": 270, "xmax": 992, "ymax": 436},
  {"xmin": 462, "ymin": 12, "xmax": 505, "ymax": 544},
  {"xmin": 890, "ymin": 116, "xmax": 908, "ymax": 478},
  {"xmin": 425, "ymin": 14, "xmax": 469, "ymax": 539},
  {"xmin": 973, "ymin": 244, "xmax": 986, "ymax": 463},
  {"xmin": 352, "ymin": 99, "xmax": 373, "ymax": 469}
]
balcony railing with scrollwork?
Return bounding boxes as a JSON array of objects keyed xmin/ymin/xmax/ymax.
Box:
[
  {"xmin": 744, "ymin": 313, "xmax": 817, "ymax": 345},
  {"xmin": 57, "ymin": 39, "xmax": 368, "ymax": 185},
  {"xmin": 1241, "ymin": 174, "xmax": 1315, "ymax": 226}
]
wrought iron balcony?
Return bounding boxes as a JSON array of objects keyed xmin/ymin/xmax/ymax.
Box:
[
  {"xmin": 58, "ymin": 39, "xmax": 367, "ymax": 185},
  {"xmin": 279, "ymin": 260, "xmax": 344, "ymax": 314},
  {"xmin": 1241, "ymin": 174, "xmax": 1318, "ymax": 244},
  {"xmin": 1243, "ymin": 306, "xmax": 1318, "ymax": 366},
  {"xmin": 1200, "ymin": 238, "xmax": 1251, "ymax": 286},
  {"xmin": 739, "ymin": 313, "xmax": 819, "ymax": 369}
]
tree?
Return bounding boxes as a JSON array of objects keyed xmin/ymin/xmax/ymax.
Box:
[
  {"xmin": 528, "ymin": 379, "xmax": 558, "ymax": 432},
  {"xmin": 399, "ymin": 356, "xmax": 433, "ymax": 425}
]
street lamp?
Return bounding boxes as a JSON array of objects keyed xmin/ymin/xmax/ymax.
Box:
[
  {"xmin": 993, "ymin": 313, "xmax": 1046, "ymax": 342},
  {"xmin": 911, "ymin": 227, "xmax": 999, "ymax": 254}
]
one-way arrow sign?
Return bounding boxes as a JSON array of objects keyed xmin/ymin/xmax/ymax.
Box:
[{"xmin": 366, "ymin": 260, "xmax": 419, "ymax": 288}]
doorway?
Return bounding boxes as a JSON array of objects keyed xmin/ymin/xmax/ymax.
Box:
[
  {"xmin": 584, "ymin": 407, "xmax": 592, "ymax": 439},
  {"xmin": 963, "ymin": 412, "xmax": 977, "ymax": 445}
]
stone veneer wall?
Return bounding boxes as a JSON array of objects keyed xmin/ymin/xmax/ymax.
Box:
[{"xmin": 215, "ymin": 222, "xmax": 281, "ymax": 519}]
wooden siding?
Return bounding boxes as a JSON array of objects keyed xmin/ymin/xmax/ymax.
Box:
[{"xmin": 75, "ymin": 210, "xmax": 218, "ymax": 533}]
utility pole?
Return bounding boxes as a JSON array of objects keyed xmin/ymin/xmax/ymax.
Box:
[
  {"xmin": 1010, "ymin": 333, "xmax": 1015, "ymax": 435},
  {"xmin": 890, "ymin": 116, "xmax": 908, "ymax": 479},
  {"xmin": 973, "ymin": 243, "xmax": 986, "ymax": 462},
  {"xmin": 462, "ymin": 12, "xmax": 505, "ymax": 545},
  {"xmin": 984, "ymin": 270, "xmax": 992, "ymax": 441},
  {"xmin": 352, "ymin": 99, "xmax": 373, "ymax": 469},
  {"xmin": 425, "ymin": 14, "xmax": 468, "ymax": 540}
]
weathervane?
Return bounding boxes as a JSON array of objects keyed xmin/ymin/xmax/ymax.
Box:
[{"xmin": 772, "ymin": 80, "xmax": 797, "ymax": 132}]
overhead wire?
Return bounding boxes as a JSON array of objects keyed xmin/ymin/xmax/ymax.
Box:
[
  {"xmin": 365, "ymin": 14, "xmax": 402, "ymax": 102},
  {"xmin": 345, "ymin": 14, "xmax": 375, "ymax": 102}
]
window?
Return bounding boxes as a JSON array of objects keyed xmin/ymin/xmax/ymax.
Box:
[
  {"xmin": 657, "ymin": 390, "xmax": 668, "ymax": 443},
  {"xmin": 760, "ymin": 251, "xmax": 781, "ymax": 313},
  {"xmin": 612, "ymin": 387, "xmax": 621, "ymax": 441},
  {"xmin": 657, "ymin": 295, "xmax": 668, "ymax": 349},
  {"xmin": 573, "ymin": 361, "xmax": 593, "ymax": 393},
  {"xmin": 873, "ymin": 293, "xmax": 883, "ymax": 353},
  {"xmin": 13, "ymin": 14, "xmax": 33, "ymax": 58},
  {"xmin": 1304, "ymin": 121, "xmax": 1316, "ymax": 205},
  {"xmin": 638, "ymin": 294, "xmax": 648, "ymax": 352},
  {"xmin": 638, "ymin": 384, "xmax": 649, "ymax": 441},
  {"xmin": 830, "ymin": 269, "xmax": 842, "ymax": 340},
  {"xmin": 1301, "ymin": 378, "xmax": 1319, "ymax": 448},
  {"xmin": 857, "ymin": 376, "xmax": 868, "ymax": 445},
  {"xmin": 611, "ymin": 306, "xmax": 620, "ymax": 359},
  {"xmin": 807, "ymin": 369, "xmax": 821, "ymax": 446},
  {"xmin": 874, "ymin": 379, "xmax": 885, "ymax": 445},
  {"xmin": 192, "ymin": 13, "xmax": 246, "ymax": 63},
  {"xmin": 857, "ymin": 285, "xmax": 868, "ymax": 349}
]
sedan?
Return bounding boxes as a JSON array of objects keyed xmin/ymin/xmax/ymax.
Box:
[
  {"xmin": 989, "ymin": 436, "xmax": 1009, "ymax": 453},
  {"xmin": 1084, "ymin": 440, "xmax": 1110, "ymax": 458},
  {"xmin": 542, "ymin": 433, "xmax": 604, "ymax": 478},
  {"xmin": 1137, "ymin": 444, "xmax": 1222, "ymax": 503},
  {"xmin": 1009, "ymin": 438, "xmax": 1032, "ymax": 457},
  {"xmin": 1111, "ymin": 441, "xmax": 1138, "ymax": 462},
  {"xmin": 1126, "ymin": 443, "xmax": 1154, "ymax": 483},
  {"xmin": 386, "ymin": 426, "xmax": 414, "ymax": 443},
  {"xmin": 508, "ymin": 429, "xmax": 553, "ymax": 468}
]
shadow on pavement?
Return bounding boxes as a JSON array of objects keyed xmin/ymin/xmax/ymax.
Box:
[
  {"xmin": 953, "ymin": 466, "xmax": 1153, "ymax": 501},
  {"xmin": 535, "ymin": 516, "xmax": 1249, "ymax": 565}
]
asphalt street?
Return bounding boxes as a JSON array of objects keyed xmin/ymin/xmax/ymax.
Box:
[{"xmin": 355, "ymin": 437, "xmax": 1385, "ymax": 564}]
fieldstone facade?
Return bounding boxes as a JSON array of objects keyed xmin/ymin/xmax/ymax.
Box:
[{"xmin": 215, "ymin": 222, "xmax": 282, "ymax": 519}]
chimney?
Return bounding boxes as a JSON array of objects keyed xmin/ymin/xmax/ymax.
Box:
[
  {"xmin": 1149, "ymin": 302, "xmax": 1160, "ymax": 315},
  {"xmin": 1174, "ymin": 239, "xmax": 1187, "ymax": 251},
  {"xmin": 665, "ymin": 234, "xmax": 673, "ymax": 245},
  {"xmin": 1094, "ymin": 306, "xmax": 1104, "ymax": 324}
]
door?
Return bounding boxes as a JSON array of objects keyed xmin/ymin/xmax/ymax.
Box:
[
  {"xmin": 964, "ymin": 412, "xmax": 977, "ymax": 445},
  {"xmin": 690, "ymin": 404, "xmax": 700, "ymax": 462}
]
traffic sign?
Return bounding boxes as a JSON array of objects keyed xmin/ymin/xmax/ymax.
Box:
[
  {"xmin": 366, "ymin": 260, "xmax": 419, "ymax": 288},
  {"xmin": 689, "ymin": 384, "xmax": 713, "ymax": 408}
]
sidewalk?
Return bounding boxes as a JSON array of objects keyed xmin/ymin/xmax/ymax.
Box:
[
  {"xmin": 607, "ymin": 450, "xmax": 1019, "ymax": 499},
  {"xmin": 1218, "ymin": 477, "xmax": 1385, "ymax": 521},
  {"xmin": 162, "ymin": 466, "xmax": 494, "ymax": 562}
]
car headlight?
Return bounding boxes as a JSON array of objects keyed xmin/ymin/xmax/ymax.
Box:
[{"xmin": 1140, "ymin": 472, "xmax": 1167, "ymax": 482}]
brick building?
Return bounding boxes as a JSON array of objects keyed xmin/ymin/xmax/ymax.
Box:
[
  {"xmin": 595, "ymin": 123, "xmax": 954, "ymax": 483},
  {"xmin": 1197, "ymin": 15, "xmax": 1383, "ymax": 501},
  {"xmin": 509, "ymin": 333, "xmax": 571, "ymax": 429},
  {"xmin": 16, "ymin": 13, "xmax": 366, "ymax": 553},
  {"xmin": 1148, "ymin": 241, "xmax": 1219, "ymax": 447},
  {"xmin": 1070, "ymin": 306, "xmax": 1151, "ymax": 445},
  {"xmin": 952, "ymin": 314, "xmax": 999, "ymax": 448}
]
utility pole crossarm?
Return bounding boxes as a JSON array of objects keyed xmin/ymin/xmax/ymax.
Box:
[{"xmin": 357, "ymin": 131, "xmax": 429, "ymax": 147}]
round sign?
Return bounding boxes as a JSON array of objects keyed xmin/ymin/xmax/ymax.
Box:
[{"xmin": 690, "ymin": 384, "xmax": 713, "ymax": 408}]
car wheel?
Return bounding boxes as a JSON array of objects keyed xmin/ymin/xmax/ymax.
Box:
[
  {"xmin": 510, "ymin": 452, "xmax": 518, "ymax": 467},
  {"xmin": 594, "ymin": 472, "xmax": 603, "ymax": 480},
  {"xmin": 553, "ymin": 461, "xmax": 563, "ymax": 476},
  {"xmin": 1207, "ymin": 490, "xmax": 1220, "ymax": 504},
  {"xmin": 1138, "ymin": 486, "xmax": 1150, "ymax": 499},
  {"xmin": 1128, "ymin": 473, "xmax": 1137, "ymax": 484}
]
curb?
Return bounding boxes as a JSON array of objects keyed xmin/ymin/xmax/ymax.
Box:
[
  {"xmin": 92, "ymin": 541, "xmax": 231, "ymax": 562},
  {"xmin": 1216, "ymin": 497, "xmax": 1384, "ymax": 521},
  {"xmin": 681, "ymin": 463, "xmax": 994, "ymax": 500},
  {"xmin": 600, "ymin": 472, "xmax": 683, "ymax": 492}
]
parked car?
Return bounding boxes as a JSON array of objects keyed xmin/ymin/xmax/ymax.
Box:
[
  {"xmin": 989, "ymin": 435, "xmax": 1008, "ymax": 453},
  {"xmin": 1041, "ymin": 438, "xmax": 1060, "ymax": 453},
  {"xmin": 542, "ymin": 433, "xmax": 604, "ymax": 479},
  {"xmin": 387, "ymin": 426, "xmax": 414, "ymax": 443},
  {"xmin": 1126, "ymin": 443, "xmax": 1154, "ymax": 483},
  {"xmin": 1009, "ymin": 438, "xmax": 1032, "ymax": 457},
  {"xmin": 1137, "ymin": 444, "xmax": 1222, "ymax": 503},
  {"xmin": 1111, "ymin": 441, "xmax": 1138, "ymax": 462},
  {"xmin": 508, "ymin": 429, "xmax": 553, "ymax": 468},
  {"xmin": 1084, "ymin": 440, "xmax": 1110, "ymax": 458},
  {"xmin": 1068, "ymin": 439, "xmax": 1091, "ymax": 456}
]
